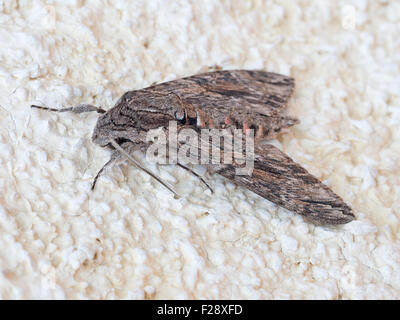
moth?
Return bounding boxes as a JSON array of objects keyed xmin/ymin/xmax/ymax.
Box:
[{"xmin": 31, "ymin": 70, "xmax": 355, "ymax": 225}]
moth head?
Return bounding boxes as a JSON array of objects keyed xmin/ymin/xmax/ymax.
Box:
[
  {"xmin": 91, "ymin": 112, "xmax": 136, "ymax": 147},
  {"xmin": 91, "ymin": 114, "xmax": 114, "ymax": 147},
  {"xmin": 91, "ymin": 108, "xmax": 176, "ymax": 148}
]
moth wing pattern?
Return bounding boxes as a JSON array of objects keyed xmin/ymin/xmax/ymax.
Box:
[
  {"xmin": 114, "ymin": 70, "xmax": 297, "ymax": 139},
  {"xmin": 214, "ymin": 143, "xmax": 355, "ymax": 225},
  {"xmin": 149, "ymin": 70, "xmax": 294, "ymax": 113},
  {"xmin": 168, "ymin": 126, "xmax": 355, "ymax": 225}
]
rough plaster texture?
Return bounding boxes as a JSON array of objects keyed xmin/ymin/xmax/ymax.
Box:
[{"xmin": 0, "ymin": 0, "xmax": 399, "ymax": 299}]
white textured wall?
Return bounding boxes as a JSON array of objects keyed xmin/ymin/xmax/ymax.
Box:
[{"xmin": 0, "ymin": 0, "xmax": 399, "ymax": 299}]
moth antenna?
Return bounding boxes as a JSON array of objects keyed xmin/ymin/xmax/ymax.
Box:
[
  {"xmin": 177, "ymin": 163, "xmax": 214, "ymax": 194},
  {"xmin": 31, "ymin": 104, "xmax": 106, "ymax": 114},
  {"xmin": 109, "ymin": 139, "xmax": 180, "ymax": 198}
]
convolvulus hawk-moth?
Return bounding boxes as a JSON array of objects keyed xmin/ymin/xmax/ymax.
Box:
[{"xmin": 31, "ymin": 70, "xmax": 355, "ymax": 225}]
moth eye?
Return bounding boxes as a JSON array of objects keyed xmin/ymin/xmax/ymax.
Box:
[{"xmin": 175, "ymin": 110, "xmax": 185, "ymax": 121}]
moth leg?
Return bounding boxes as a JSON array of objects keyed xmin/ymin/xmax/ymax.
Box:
[
  {"xmin": 110, "ymin": 139, "xmax": 180, "ymax": 198},
  {"xmin": 177, "ymin": 163, "xmax": 214, "ymax": 193},
  {"xmin": 90, "ymin": 142, "xmax": 138, "ymax": 190},
  {"xmin": 91, "ymin": 153, "xmax": 119, "ymax": 190},
  {"xmin": 31, "ymin": 104, "xmax": 106, "ymax": 114},
  {"xmin": 92, "ymin": 141, "xmax": 180, "ymax": 199}
]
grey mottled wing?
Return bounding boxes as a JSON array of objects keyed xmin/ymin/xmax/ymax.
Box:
[
  {"xmin": 166, "ymin": 125, "xmax": 355, "ymax": 225},
  {"xmin": 117, "ymin": 70, "xmax": 296, "ymax": 138},
  {"xmin": 214, "ymin": 143, "xmax": 355, "ymax": 225},
  {"xmin": 150, "ymin": 70, "xmax": 294, "ymax": 114}
]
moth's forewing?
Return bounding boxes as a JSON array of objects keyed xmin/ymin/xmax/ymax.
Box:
[
  {"xmin": 215, "ymin": 143, "xmax": 355, "ymax": 225},
  {"xmin": 177, "ymin": 70, "xmax": 295, "ymax": 116},
  {"xmin": 118, "ymin": 70, "xmax": 296, "ymax": 136}
]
